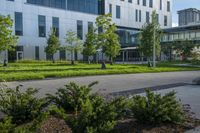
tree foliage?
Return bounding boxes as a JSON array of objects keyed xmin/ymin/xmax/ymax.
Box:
[
  {"xmin": 64, "ymin": 30, "xmax": 83, "ymax": 64},
  {"xmin": 138, "ymin": 11, "xmax": 162, "ymax": 61},
  {"xmin": 0, "ymin": 15, "xmax": 18, "ymax": 52},
  {"xmin": 96, "ymin": 14, "xmax": 121, "ymax": 65},
  {"xmin": 82, "ymin": 27, "xmax": 97, "ymax": 64},
  {"xmin": 161, "ymin": 39, "xmax": 198, "ymax": 61},
  {"xmin": 45, "ymin": 29, "xmax": 60, "ymax": 62}
]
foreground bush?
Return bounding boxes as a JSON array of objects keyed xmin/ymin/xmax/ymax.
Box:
[
  {"xmin": 46, "ymin": 81, "xmax": 98, "ymax": 115},
  {"xmin": 131, "ymin": 90, "xmax": 185, "ymax": 124},
  {"xmin": 0, "ymin": 85, "xmax": 47, "ymax": 125}
]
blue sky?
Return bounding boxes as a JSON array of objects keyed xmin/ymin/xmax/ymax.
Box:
[{"xmin": 172, "ymin": 0, "xmax": 200, "ymax": 26}]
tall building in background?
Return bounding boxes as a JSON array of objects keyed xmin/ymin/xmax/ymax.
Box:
[
  {"xmin": 178, "ymin": 8, "xmax": 200, "ymax": 26},
  {"xmin": 0, "ymin": 0, "xmax": 172, "ymax": 61}
]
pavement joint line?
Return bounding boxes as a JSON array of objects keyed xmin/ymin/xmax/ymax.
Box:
[{"xmin": 107, "ymin": 82, "xmax": 189, "ymax": 98}]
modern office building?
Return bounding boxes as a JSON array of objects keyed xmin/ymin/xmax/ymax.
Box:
[
  {"xmin": 178, "ymin": 8, "xmax": 200, "ymax": 26},
  {"xmin": 161, "ymin": 8, "xmax": 200, "ymax": 60},
  {"xmin": 0, "ymin": 0, "xmax": 172, "ymax": 62}
]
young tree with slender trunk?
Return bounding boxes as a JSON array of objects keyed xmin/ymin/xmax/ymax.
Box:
[
  {"xmin": 138, "ymin": 11, "xmax": 162, "ymax": 67},
  {"xmin": 82, "ymin": 27, "xmax": 97, "ymax": 64},
  {"xmin": 0, "ymin": 15, "xmax": 18, "ymax": 66},
  {"xmin": 45, "ymin": 29, "xmax": 60, "ymax": 63},
  {"xmin": 64, "ymin": 30, "xmax": 83, "ymax": 65},
  {"xmin": 96, "ymin": 14, "xmax": 121, "ymax": 65}
]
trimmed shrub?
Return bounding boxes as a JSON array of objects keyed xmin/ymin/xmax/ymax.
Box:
[
  {"xmin": 131, "ymin": 90, "xmax": 185, "ymax": 124},
  {"xmin": 46, "ymin": 81, "xmax": 98, "ymax": 115},
  {"xmin": 0, "ymin": 85, "xmax": 47, "ymax": 125},
  {"xmin": 71, "ymin": 95, "xmax": 118, "ymax": 133}
]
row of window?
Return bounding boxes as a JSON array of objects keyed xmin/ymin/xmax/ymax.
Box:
[
  {"xmin": 109, "ymin": 5, "xmax": 168, "ymax": 26},
  {"xmin": 119, "ymin": 0, "xmax": 170, "ymax": 12},
  {"xmin": 14, "ymin": 12, "xmax": 93, "ymax": 39},
  {"xmin": 25, "ymin": 0, "xmax": 105, "ymax": 15},
  {"xmin": 162, "ymin": 31, "xmax": 200, "ymax": 42}
]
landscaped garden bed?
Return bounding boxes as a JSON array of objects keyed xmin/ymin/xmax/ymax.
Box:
[{"xmin": 0, "ymin": 82, "xmax": 200, "ymax": 133}]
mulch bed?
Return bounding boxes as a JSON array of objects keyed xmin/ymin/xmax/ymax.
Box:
[{"xmin": 37, "ymin": 116, "xmax": 72, "ymax": 133}]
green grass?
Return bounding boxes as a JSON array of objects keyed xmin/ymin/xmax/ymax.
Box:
[{"xmin": 0, "ymin": 61, "xmax": 200, "ymax": 82}]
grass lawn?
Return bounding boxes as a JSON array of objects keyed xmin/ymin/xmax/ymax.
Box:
[{"xmin": 0, "ymin": 61, "xmax": 200, "ymax": 82}]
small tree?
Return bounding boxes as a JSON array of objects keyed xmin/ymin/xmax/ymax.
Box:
[
  {"xmin": 64, "ymin": 30, "xmax": 83, "ymax": 65},
  {"xmin": 96, "ymin": 14, "xmax": 120, "ymax": 65},
  {"xmin": 138, "ymin": 11, "xmax": 162, "ymax": 67},
  {"xmin": 173, "ymin": 39, "xmax": 196, "ymax": 61},
  {"xmin": 45, "ymin": 29, "xmax": 60, "ymax": 63},
  {"xmin": 82, "ymin": 27, "xmax": 97, "ymax": 64},
  {"xmin": 0, "ymin": 15, "xmax": 18, "ymax": 66},
  {"xmin": 104, "ymin": 24, "xmax": 121, "ymax": 65}
]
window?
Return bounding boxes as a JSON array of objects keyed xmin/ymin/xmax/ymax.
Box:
[
  {"xmin": 59, "ymin": 50, "xmax": 66, "ymax": 60},
  {"xmin": 137, "ymin": 0, "xmax": 140, "ymax": 5},
  {"xmin": 136, "ymin": 9, "xmax": 138, "ymax": 22},
  {"xmin": 77, "ymin": 20, "xmax": 83, "ymax": 40},
  {"xmin": 88, "ymin": 22, "xmax": 93, "ymax": 31},
  {"xmin": 35, "ymin": 46, "xmax": 39, "ymax": 60},
  {"xmin": 109, "ymin": 4, "xmax": 112, "ymax": 14},
  {"xmin": 15, "ymin": 12, "xmax": 23, "ymax": 36},
  {"xmin": 128, "ymin": 0, "xmax": 132, "ymax": 3},
  {"xmin": 38, "ymin": 15, "xmax": 46, "ymax": 37},
  {"xmin": 139, "ymin": 10, "xmax": 142, "ymax": 22},
  {"xmin": 116, "ymin": 5, "xmax": 121, "ymax": 19},
  {"xmin": 52, "ymin": 17, "xmax": 59, "ymax": 37},
  {"xmin": 167, "ymin": 1, "xmax": 170, "ymax": 12},
  {"xmin": 160, "ymin": 0, "xmax": 162, "ymax": 10},
  {"xmin": 27, "ymin": 0, "xmax": 66, "ymax": 9},
  {"xmin": 67, "ymin": 0, "xmax": 105, "ymax": 15},
  {"xmin": 143, "ymin": 0, "xmax": 146, "ymax": 6},
  {"xmin": 149, "ymin": 0, "xmax": 153, "ymax": 8},
  {"xmin": 156, "ymin": 14, "xmax": 159, "ymax": 24},
  {"xmin": 146, "ymin": 12, "xmax": 150, "ymax": 23},
  {"xmin": 164, "ymin": 16, "xmax": 168, "ymax": 26}
]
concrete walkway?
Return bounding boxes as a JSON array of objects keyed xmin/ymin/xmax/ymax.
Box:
[{"xmin": 4, "ymin": 71, "xmax": 200, "ymax": 97}]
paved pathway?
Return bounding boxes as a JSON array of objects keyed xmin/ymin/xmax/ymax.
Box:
[{"xmin": 4, "ymin": 71, "xmax": 200, "ymax": 97}]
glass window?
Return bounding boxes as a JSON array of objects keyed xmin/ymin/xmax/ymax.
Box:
[
  {"xmin": 38, "ymin": 15, "xmax": 46, "ymax": 37},
  {"xmin": 88, "ymin": 22, "xmax": 93, "ymax": 32},
  {"xmin": 167, "ymin": 1, "xmax": 170, "ymax": 12},
  {"xmin": 146, "ymin": 12, "xmax": 150, "ymax": 23},
  {"xmin": 27, "ymin": 0, "xmax": 66, "ymax": 9},
  {"xmin": 137, "ymin": 0, "xmax": 140, "ymax": 5},
  {"xmin": 135, "ymin": 9, "xmax": 138, "ymax": 22},
  {"xmin": 143, "ymin": 0, "xmax": 146, "ymax": 6},
  {"xmin": 160, "ymin": 0, "xmax": 162, "ymax": 10},
  {"xmin": 109, "ymin": 4, "xmax": 112, "ymax": 14},
  {"xmin": 149, "ymin": 0, "xmax": 153, "ymax": 8},
  {"xmin": 139, "ymin": 10, "xmax": 142, "ymax": 22},
  {"xmin": 35, "ymin": 46, "xmax": 40, "ymax": 60},
  {"xmin": 15, "ymin": 12, "xmax": 23, "ymax": 36},
  {"xmin": 67, "ymin": 0, "xmax": 105, "ymax": 15},
  {"xmin": 164, "ymin": 16, "xmax": 167, "ymax": 26},
  {"xmin": 116, "ymin": 5, "xmax": 121, "ymax": 19},
  {"xmin": 52, "ymin": 17, "xmax": 59, "ymax": 37},
  {"xmin": 77, "ymin": 20, "xmax": 83, "ymax": 40}
]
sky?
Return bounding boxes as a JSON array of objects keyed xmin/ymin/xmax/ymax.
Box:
[{"xmin": 172, "ymin": 0, "xmax": 200, "ymax": 27}]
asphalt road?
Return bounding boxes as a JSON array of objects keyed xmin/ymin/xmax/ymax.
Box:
[{"xmin": 4, "ymin": 71, "xmax": 200, "ymax": 97}]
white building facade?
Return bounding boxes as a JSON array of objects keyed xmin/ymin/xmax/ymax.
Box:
[{"xmin": 0, "ymin": 0, "xmax": 172, "ymax": 61}]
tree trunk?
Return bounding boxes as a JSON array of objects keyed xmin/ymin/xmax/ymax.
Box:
[
  {"xmin": 110, "ymin": 57, "xmax": 113, "ymax": 65},
  {"xmin": 71, "ymin": 51, "xmax": 74, "ymax": 65},
  {"xmin": 52, "ymin": 55, "xmax": 55, "ymax": 63},
  {"xmin": 101, "ymin": 61, "xmax": 106, "ymax": 70},
  {"xmin": 87, "ymin": 56, "xmax": 90, "ymax": 64}
]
